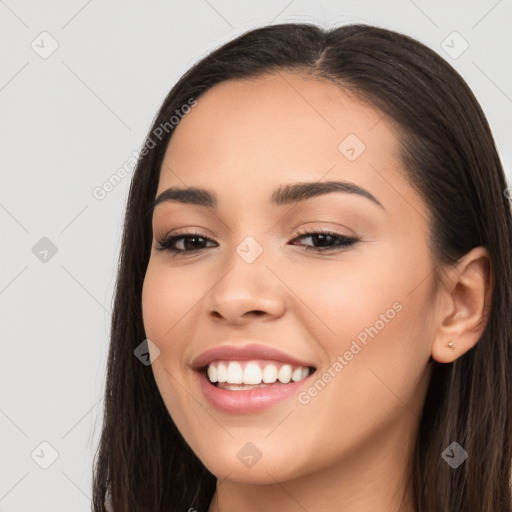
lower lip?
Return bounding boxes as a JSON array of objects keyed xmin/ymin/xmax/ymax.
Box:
[{"xmin": 195, "ymin": 370, "xmax": 314, "ymax": 413}]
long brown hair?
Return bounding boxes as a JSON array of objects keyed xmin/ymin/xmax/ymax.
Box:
[{"xmin": 92, "ymin": 23, "xmax": 512, "ymax": 511}]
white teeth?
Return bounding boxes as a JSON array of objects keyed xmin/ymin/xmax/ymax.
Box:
[
  {"xmin": 227, "ymin": 361, "xmax": 243, "ymax": 384},
  {"xmin": 278, "ymin": 364, "xmax": 292, "ymax": 384},
  {"xmin": 217, "ymin": 362, "xmax": 227, "ymax": 383},
  {"xmin": 206, "ymin": 360, "xmax": 312, "ymax": 386},
  {"xmin": 207, "ymin": 364, "xmax": 217, "ymax": 383},
  {"xmin": 262, "ymin": 364, "xmax": 278, "ymax": 383},
  {"xmin": 291, "ymin": 367, "xmax": 303, "ymax": 382},
  {"xmin": 243, "ymin": 362, "xmax": 262, "ymax": 385}
]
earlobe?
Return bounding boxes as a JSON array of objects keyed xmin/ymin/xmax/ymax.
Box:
[
  {"xmin": 430, "ymin": 246, "xmax": 493, "ymax": 364},
  {"xmin": 431, "ymin": 339, "xmax": 460, "ymax": 364}
]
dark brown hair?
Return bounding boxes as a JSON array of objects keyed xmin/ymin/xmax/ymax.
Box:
[{"xmin": 92, "ymin": 23, "xmax": 512, "ymax": 511}]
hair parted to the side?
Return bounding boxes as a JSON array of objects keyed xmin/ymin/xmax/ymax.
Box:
[{"xmin": 92, "ymin": 23, "xmax": 512, "ymax": 512}]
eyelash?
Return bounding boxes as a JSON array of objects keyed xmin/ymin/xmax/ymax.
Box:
[{"xmin": 155, "ymin": 228, "xmax": 359, "ymax": 255}]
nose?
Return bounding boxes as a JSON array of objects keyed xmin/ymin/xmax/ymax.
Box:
[{"xmin": 204, "ymin": 243, "xmax": 286, "ymax": 326}]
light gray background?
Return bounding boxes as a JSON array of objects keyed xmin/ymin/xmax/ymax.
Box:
[{"xmin": 1, "ymin": 1, "xmax": 511, "ymax": 510}]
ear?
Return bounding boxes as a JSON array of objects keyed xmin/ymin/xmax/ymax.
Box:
[{"xmin": 431, "ymin": 246, "xmax": 494, "ymax": 363}]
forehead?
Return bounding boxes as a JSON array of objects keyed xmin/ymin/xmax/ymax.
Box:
[
  {"xmin": 156, "ymin": 71, "xmax": 428, "ymax": 224},
  {"xmin": 163, "ymin": 71, "xmax": 394, "ymax": 170}
]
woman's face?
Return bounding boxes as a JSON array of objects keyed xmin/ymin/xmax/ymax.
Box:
[{"xmin": 142, "ymin": 72, "xmax": 437, "ymax": 485}]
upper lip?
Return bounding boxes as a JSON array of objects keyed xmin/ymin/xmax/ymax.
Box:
[{"xmin": 191, "ymin": 342, "xmax": 316, "ymax": 370}]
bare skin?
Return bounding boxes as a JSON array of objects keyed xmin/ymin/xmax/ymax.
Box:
[{"xmin": 141, "ymin": 71, "xmax": 493, "ymax": 512}]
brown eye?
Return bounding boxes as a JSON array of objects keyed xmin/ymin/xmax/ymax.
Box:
[
  {"xmin": 290, "ymin": 230, "xmax": 359, "ymax": 252},
  {"xmin": 156, "ymin": 232, "xmax": 217, "ymax": 254}
]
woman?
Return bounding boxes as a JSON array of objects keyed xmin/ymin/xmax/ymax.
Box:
[{"xmin": 92, "ymin": 23, "xmax": 512, "ymax": 511}]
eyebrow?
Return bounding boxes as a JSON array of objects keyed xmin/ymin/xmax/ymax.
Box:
[{"xmin": 151, "ymin": 180, "xmax": 385, "ymax": 212}]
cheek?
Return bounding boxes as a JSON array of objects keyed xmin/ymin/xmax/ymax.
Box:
[
  {"xmin": 141, "ymin": 260, "xmax": 203, "ymax": 430},
  {"xmin": 141, "ymin": 259, "xmax": 206, "ymax": 347},
  {"xmin": 287, "ymin": 250, "xmax": 433, "ymax": 407},
  {"xmin": 278, "ymin": 252, "xmax": 401, "ymax": 339}
]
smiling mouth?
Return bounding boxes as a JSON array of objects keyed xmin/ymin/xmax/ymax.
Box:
[{"xmin": 202, "ymin": 359, "xmax": 317, "ymax": 390}]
